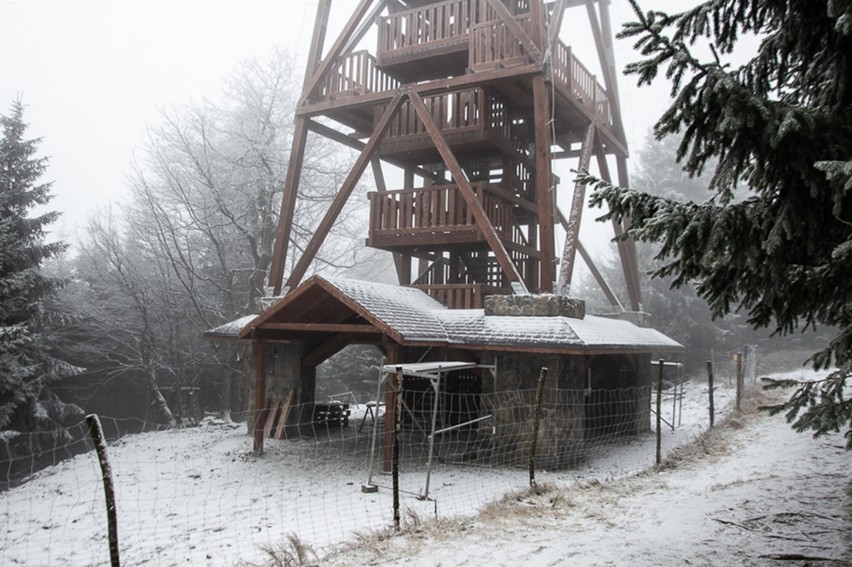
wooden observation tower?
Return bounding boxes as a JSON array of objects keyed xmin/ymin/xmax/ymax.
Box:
[{"xmin": 267, "ymin": 0, "xmax": 641, "ymax": 311}]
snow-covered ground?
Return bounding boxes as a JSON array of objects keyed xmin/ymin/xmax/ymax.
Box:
[{"xmin": 0, "ymin": 369, "xmax": 848, "ymax": 566}]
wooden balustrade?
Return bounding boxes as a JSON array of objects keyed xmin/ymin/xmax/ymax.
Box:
[
  {"xmin": 317, "ymin": 50, "xmax": 399, "ymax": 99},
  {"xmin": 368, "ymin": 182, "xmax": 531, "ymax": 252},
  {"xmin": 379, "ymin": 0, "xmax": 477, "ymax": 55},
  {"xmin": 385, "ymin": 88, "xmax": 485, "ymax": 139},
  {"xmin": 469, "ymin": 15, "xmax": 531, "ymax": 71},
  {"xmin": 369, "ymin": 183, "xmax": 480, "ymax": 235},
  {"xmin": 552, "ymin": 42, "xmax": 611, "ymax": 126}
]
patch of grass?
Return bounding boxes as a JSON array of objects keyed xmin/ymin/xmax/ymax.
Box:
[{"xmin": 244, "ymin": 533, "xmax": 317, "ymax": 567}]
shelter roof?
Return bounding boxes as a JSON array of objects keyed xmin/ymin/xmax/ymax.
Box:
[{"xmin": 204, "ymin": 275, "xmax": 682, "ymax": 354}]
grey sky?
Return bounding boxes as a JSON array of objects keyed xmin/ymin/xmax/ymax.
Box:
[{"xmin": 1, "ymin": 0, "xmax": 684, "ymax": 242}]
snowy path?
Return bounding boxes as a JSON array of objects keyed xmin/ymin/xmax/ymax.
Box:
[{"xmin": 321, "ymin": 408, "xmax": 851, "ymax": 566}]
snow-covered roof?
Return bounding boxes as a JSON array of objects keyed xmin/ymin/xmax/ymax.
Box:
[
  {"xmin": 322, "ymin": 276, "xmax": 448, "ymax": 342},
  {"xmin": 205, "ymin": 314, "xmax": 257, "ymax": 339},
  {"xmin": 204, "ymin": 275, "xmax": 682, "ymax": 353}
]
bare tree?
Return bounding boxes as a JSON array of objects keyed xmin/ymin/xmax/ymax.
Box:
[{"xmin": 73, "ymin": 49, "xmax": 380, "ymax": 423}]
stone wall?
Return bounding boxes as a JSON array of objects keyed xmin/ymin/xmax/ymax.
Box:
[
  {"xmin": 480, "ymin": 352, "xmax": 588, "ymax": 468},
  {"xmin": 484, "ymin": 294, "xmax": 586, "ymax": 318}
]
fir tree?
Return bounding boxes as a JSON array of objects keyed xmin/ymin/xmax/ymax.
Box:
[
  {"xmin": 585, "ymin": 1, "xmax": 852, "ymax": 445},
  {"xmin": 0, "ymin": 99, "xmax": 81, "ymax": 433}
]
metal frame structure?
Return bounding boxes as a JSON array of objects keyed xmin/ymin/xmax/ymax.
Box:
[{"xmin": 364, "ymin": 361, "xmax": 497, "ymax": 499}]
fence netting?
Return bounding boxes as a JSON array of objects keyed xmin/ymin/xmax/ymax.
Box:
[{"xmin": 1, "ymin": 355, "xmax": 754, "ymax": 566}]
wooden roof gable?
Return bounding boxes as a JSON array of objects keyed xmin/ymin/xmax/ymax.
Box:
[{"xmin": 238, "ymin": 275, "xmax": 395, "ymax": 343}]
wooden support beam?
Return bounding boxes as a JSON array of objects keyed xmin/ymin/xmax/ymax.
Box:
[
  {"xmin": 343, "ymin": 0, "xmax": 389, "ymax": 55},
  {"xmin": 593, "ymin": 140, "xmax": 641, "ymax": 311},
  {"xmin": 555, "ymin": 207, "xmax": 623, "ymax": 310},
  {"xmin": 383, "ymin": 341, "xmax": 403, "ymax": 473},
  {"xmin": 297, "ymin": 63, "xmax": 539, "ymax": 118},
  {"xmin": 557, "ymin": 123, "xmax": 595, "ymax": 294},
  {"xmin": 532, "ymin": 74, "xmax": 556, "ymax": 292},
  {"xmin": 547, "ymin": 0, "xmax": 567, "ymax": 50},
  {"xmin": 252, "ymin": 339, "xmax": 268, "ymax": 453},
  {"xmin": 305, "ymin": 120, "xmax": 440, "ymax": 183},
  {"xmin": 616, "ymin": 155, "xmax": 642, "ymax": 310},
  {"xmin": 302, "ymin": 333, "xmax": 357, "ymax": 368},
  {"xmin": 486, "ymin": 0, "xmax": 543, "ymax": 66},
  {"xmin": 305, "ymin": 0, "xmax": 332, "ymax": 80},
  {"xmin": 285, "ymin": 92, "xmax": 405, "ymax": 290},
  {"xmin": 260, "ymin": 323, "xmax": 382, "ymax": 334},
  {"xmin": 269, "ymin": 118, "xmax": 308, "ymax": 295},
  {"xmin": 301, "ymin": 0, "xmax": 376, "ymax": 102},
  {"xmin": 585, "ymin": 0, "xmax": 626, "ymax": 144},
  {"xmin": 408, "ymin": 91, "xmax": 527, "ymax": 291}
]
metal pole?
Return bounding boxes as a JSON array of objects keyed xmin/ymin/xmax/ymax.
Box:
[
  {"xmin": 362, "ymin": 366, "xmax": 386, "ymax": 492},
  {"xmin": 421, "ymin": 371, "xmax": 443, "ymax": 500}
]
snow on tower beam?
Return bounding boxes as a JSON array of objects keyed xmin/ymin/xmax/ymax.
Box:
[{"xmin": 558, "ymin": 123, "xmax": 595, "ymax": 295}]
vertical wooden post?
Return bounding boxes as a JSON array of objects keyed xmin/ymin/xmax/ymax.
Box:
[
  {"xmin": 735, "ymin": 352, "xmax": 744, "ymax": 411},
  {"xmin": 383, "ymin": 341, "xmax": 403, "ymax": 472},
  {"xmin": 529, "ymin": 367, "xmax": 548, "ymax": 488},
  {"xmin": 86, "ymin": 414, "xmax": 120, "ymax": 567},
  {"xmin": 532, "ymin": 75, "xmax": 555, "ymax": 293},
  {"xmin": 655, "ymin": 359, "xmax": 664, "ymax": 466},
  {"xmin": 392, "ymin": 367, "xmax": 403, "ymax": 531},
  {"xmin": 253, "ymin": 338, "xmax": 268, "ymax": 453},
  {"xmin": 706, "ymin": 360, "xmax": 715, "ymax": 428}
]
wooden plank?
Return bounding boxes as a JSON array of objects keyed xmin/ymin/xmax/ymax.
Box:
[
  {"xmin": 260, "ymin": 323, "xmax": 383, "ymax": 334},
  {"xmin": 274, "ymin": 390, "xmax": 295, "ymax": 440},
  {"xmin": 285, "ymin": 92, "xmax": 405, "ymax": 290},
  {"xmin": 263, "ymin": 399, "xmax": 281, "ymax": 439},
  {"xmin": 253, "ymin": 339, "xmax": 268, "ymax": 453}
]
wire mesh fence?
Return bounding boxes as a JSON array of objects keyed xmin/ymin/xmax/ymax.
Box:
[{"xmin": 0, "ymin": 351, "xmax": 756, "ymax": 566}]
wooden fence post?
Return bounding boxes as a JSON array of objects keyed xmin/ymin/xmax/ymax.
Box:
[
  {"xmin": 529, "ymin": 367, "xmax": 549, "ymax": 488},
  {"xmin": 735, "ymin": 352, "xmax": 743, "ymax": 411},
  {"xmin": 392, "ymin": 367, "xmax": 403, "ymax": 530},
  {"xmin": 655, "ymin": 359, "xmax": 664, "ymax": 466},
  {"xmin": 86, "ymin": 414, "xmax": 121, "ymax": 567},
  {"xmin": 706, "ymin": 360, "xmax": 715, "ymax": 429}
]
